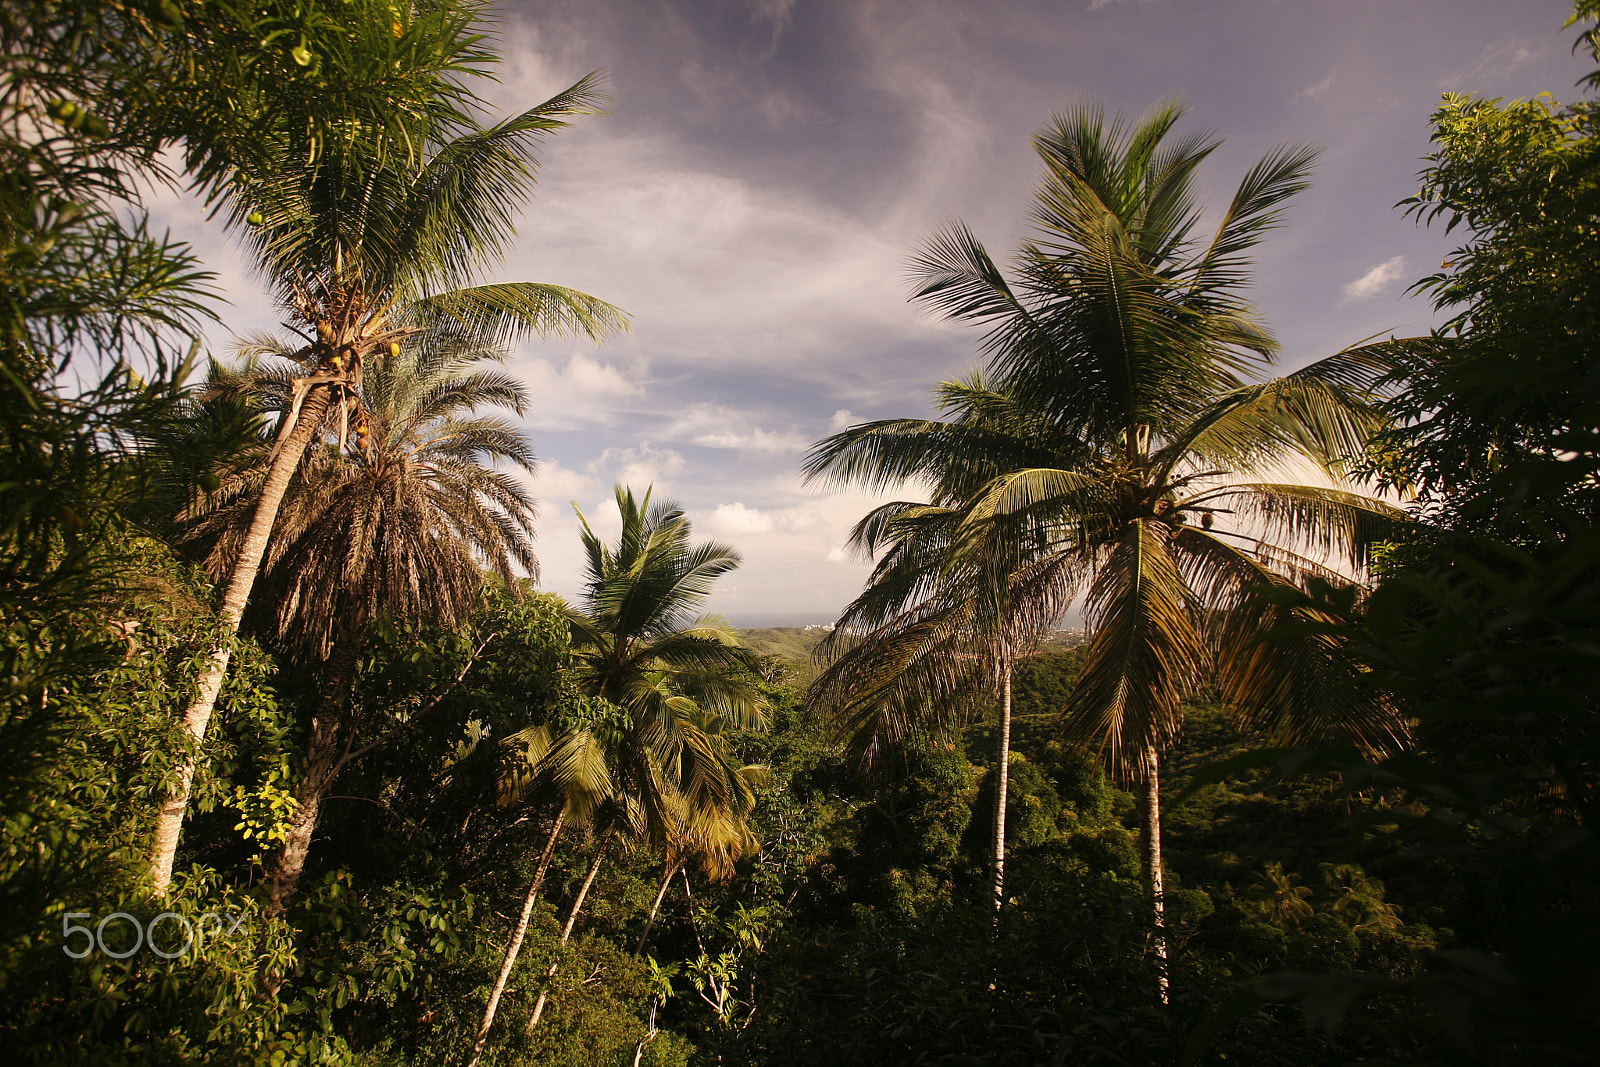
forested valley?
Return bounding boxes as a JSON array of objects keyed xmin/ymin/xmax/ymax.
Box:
[{"xmin": 2, "ymin": 2, "xmax": 1596, "ymax": 1064}]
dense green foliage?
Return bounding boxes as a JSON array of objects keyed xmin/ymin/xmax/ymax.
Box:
[{"xmin": 2, "ymin": 1, "xmax": 1597, "ymax": 1064}]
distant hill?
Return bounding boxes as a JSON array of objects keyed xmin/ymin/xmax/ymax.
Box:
[
  {"xmin": 738, "ymin": 625, "xmax": 1090, "ymax": 688},
  {"xmin": 737, "ymin": 626, "xmax": 834, "ymax": 675}
]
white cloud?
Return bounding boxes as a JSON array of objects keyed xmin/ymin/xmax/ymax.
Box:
[
  {"xmin": 1341, "ymin": 255, "xmax": 1408, "ymax": 300},
  {"xmin": 665, "ymin": 404, "xmax": 809, "ymax": 454},
  {"xmin": 512, "ymin": 352, "xmax": 645, "ymax": 429},
  {"xmin": 824, "ymin": 546, "xmax": 850, "ymax": 564},
  {"xmin": 528, "ymin": 459, "xmax": 599, "ymax": 502},
  {"xmin": 589, "ymin": 443, "xmax": 686, "ymax": 491},
  {"xmin": 828, "ymin": 409, "xmax": 857, "ymax": 432},
  {"xmin": 1439, "ymin": 40, "xmax": 1540, "ymax": 89},
  {"xmin": 710, "ymin": 502, "xmax": 775, "ymax": 536}
]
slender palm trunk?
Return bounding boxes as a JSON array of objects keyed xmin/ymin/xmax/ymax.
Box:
[
  {"xmin": 265, "ymin": 616, "xmax": 366, "ymax": 918},
  {"xmin": 632, "ymin": 993, "xmax": 661, "ymax": 1067},
  {"xmin": 525, "ymin": 830, "xmax": 611, "ymax": 1034},
  {"xmin": 991, "ymin": 654, "xmax": 1013, "ymax": 921},
  {"xmin": 1140, "ymin": 743, "xmax": 1170, "ymax": 1005},
  {"xmin": 629, "ymin": 858, "xmax": 678, "ymax": 1066},
  {"xmin": 466, "ymin": 807, "xmax": 567, "ymax": 1067},
  {"xmin": 150, "ymin": 384, "xmax": 333, "ymax": 893},
  {"xmin": 636, "ymin": 859, "xmax": 680, "ymax": 954},
  {"xmin": 682, "ymin": 866, "xmax": 707, "ymax": 958}
]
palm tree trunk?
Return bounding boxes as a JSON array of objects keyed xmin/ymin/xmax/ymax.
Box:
[
  {"xmin": 632, "ymin": 993, "xmax": 661, "ymax": 1067},
  {"xmin": 636, "ymin": 859, "xmax": 680, "ymax": 954},
  {"xmin": 466, "ymin": 807, "xmax": 567, "ymax": 1067},
  {"xmin": 264, "ymin": 615, "xmax": 366, "ymax": 918},
  {"xmin": 682, "ymin": 866, "xmax": 707, "ymax": 958},
  {"xmin": 991, "ymin": 654, "xmax": 1013, "ymax": 920},
  {"xmin": 1140, "ymin": 743, "xmax": 1171, "ymax": 1005},
  {"xmin": 525, "ymin": 830, "xmax": 611, "ymax": 1034},
  {"xmin": 150, "ymin": 384, "xmax": 333, "ymax": 893}
]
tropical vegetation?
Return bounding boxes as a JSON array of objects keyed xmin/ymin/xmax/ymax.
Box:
[
  {"xmin": 805, "ymin": 103, "xmax": 1406, "ymax": 995},
  {"xmin": 1, "ymin": 0, "xmax": 1596, "ymax": 1064}
]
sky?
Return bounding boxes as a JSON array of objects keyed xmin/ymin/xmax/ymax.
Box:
[{"xmin": 149, "ymin": 0, "xmax": 1594, "ymax": 626}]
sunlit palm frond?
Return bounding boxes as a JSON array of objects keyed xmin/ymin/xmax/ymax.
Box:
[
  {"xmin": 383, "ymin": 74, "xmax": 609, "ymax": 294},
  {"xmin": 1184, "ymin": 482, "xmax": 1405, "ymax": 573},
  {"xmin": 907, "ymin": 221, "xmax": 1033, "ymax": 332},
  {"xmin": 1186, "ymin": 142, "xmax": 1319, "ymax": 295},
  {"xmin": 409, "ymin": 282, "xmax": 628, "ymax": 347}
]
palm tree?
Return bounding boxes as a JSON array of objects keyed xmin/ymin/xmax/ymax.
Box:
[
  {"xmin": 564, "ymin": 487, "xmax": 769, "ymax": 844},
  {"xmin": 637, "ymin": 771, "xmax": 765, "ymax": 954},
  {"xmin": 148, "ymin": 73, "xmax": 627, "ymax": 891},
  {"xmin": 465, "ymin": 699, "xmax": 616, "ymax": 1067},
  {"xmin": 810, "ymin": 100, "xmax": 1408, "ymax": 1001},
  {"xmin": 805, "ymin": 398, "xmax": 1059, "ymax": 918},
  {"xmin": 521, "ymin": 489, "xmax": 766, "ymax": 1031},
  {"xmin": 183, "ymin": 333, "xmax": 546, "ymax": 914},
  {"xmin": 466, "ymin": 486, "xmax": 765, "ymax": 1057}
]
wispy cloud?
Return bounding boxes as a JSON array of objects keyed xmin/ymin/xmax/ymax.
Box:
[
  {"xmin": 1342, "ymin": 255, "xmax": 1408, "ymax": 300},
  {"xmin": 1438, "ymin": 40, "xmax": 1540, "ymax": 88},
  {"xmin": 1294, "ymin": 70, "xmax": 1336, "ymax": 101}
]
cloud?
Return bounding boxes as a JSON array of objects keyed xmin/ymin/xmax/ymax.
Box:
[
  {"xmin": 710, "ymin": 502, "xmax": 775, "ymax": 536},
  {"xmin": 528, "ymin": 459, "xmax": 599, "ymax": 502},
  {"xmin": 665, "ymin": 403, "xmax": 809, "ymax": 454},
  {"xmin": 828, "ymin": 408, "xmax": 857, "ymax": 432},
  {"xmin": 1341, "ymin": 255, "xmax": 1407, "ymax": 300},
  {"xmin": 1439, "ymin": 40, "xmax": 1540, "ymax": 89},
  {"xmin": 1294, "ymin": 71, "xmax": 1336, "ymax": 101},
  {"xmin": 512, "ymin": 352, "xmax": 645, "ymax": 429},
  {"xmin": 589, "ymin": 443, "xmax": 686, "ymax": 490}
]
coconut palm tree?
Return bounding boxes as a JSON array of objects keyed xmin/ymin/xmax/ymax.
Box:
[
  {"xmin": 637, "ymin": 770, "xmax": 765, "ymax": 954},
  {"xmin": 809, "ymin": 99, "xmax": 1409, "ymax": 1002},
  {"xmin": 519, "ymin": 489, "xmax": 766, "ymax": 1032},
  {"xmin": 466, "ymin": 486, "xmax": 765, "ymax": 1057},
  {"xmin": 148, "ymin": 72, "xmax": 627, "ymax": 891},
  {"xmin": 806, "ymin": 387, "xmax": 1061, "ymax": 918},
  {"xmin": 464, "ymin": 699, "xmax": 617, "ymax": 1067},
  {"xmin": 182, "ymin": 332, "xmax": 544, "ymax": 914},
  {"xmin": 564, "ymin": 486, "xmax": 769, "ymax": 840}
]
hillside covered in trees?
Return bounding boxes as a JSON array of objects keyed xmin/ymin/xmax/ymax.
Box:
[{"xmin": 1, "ymin": 2, "xmax": 1596, "ymax": 1065}]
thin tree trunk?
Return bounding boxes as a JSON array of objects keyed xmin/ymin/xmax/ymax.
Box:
[
  {"xmin": 632, "ymin": 993, "xmax": 660, "ymax": 1067},
  {"xmin": 636, "ymin": 859, "xmax": 680, "ymax": 954},
  {"xmin": 991, "ymin": 654, "xmax": 1013, "ymax": 921},
  {"xmin": 525, "ymin": 830, "xmax": 611, "ymax": 1034},
  {"xmin": 150, "ymin": 384, "xmax": 333, "ymax": 892},
  {"xmin": 681, "ymin": 866, "xmax": 707, "ymax": 958},
  {"xmin": 264, "ymin": 617, "xmax": 365, "ymax": 918},
  {"xmin": 466, "ymin": 807, "xmax": 567, "ymax": 1067},
  {"xmin": 1140, "ymin": 743, "xmax": 1171, "ymax": 1005}
]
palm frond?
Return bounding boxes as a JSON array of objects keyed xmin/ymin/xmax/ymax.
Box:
[
  {"xmin": 410, "ymin": 281, "xmax": 628, "ymax": 346},
  {"xmin": 1172, "ymin": 527, "xmax": 1405, "ymax": 754},
  {"xmin": 1060, "ymin": 520, "xmax": 1203, "ymax": 781},
  {"xmin": 1183, "ymin": 482, "xmax": 1406, "ymax": 573}
]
